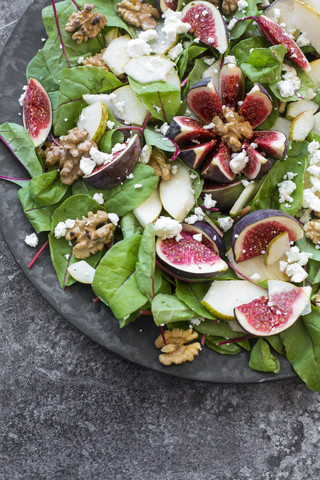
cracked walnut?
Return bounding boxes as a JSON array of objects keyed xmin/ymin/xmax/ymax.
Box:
[
  {"xmin": 117, "ymin": 0, "xmax": 160, "ymax": 31},
  {"xmin": 65, "ymin": 4, "xmax": 107, "ymax": 43},
  {"xmin": 155, "ymin": 328, "xmax": 201, "ymax": 366}
]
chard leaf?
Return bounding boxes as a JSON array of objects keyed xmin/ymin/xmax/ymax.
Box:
[
  {"xmin": 103, "ymin": 164, "xmax": 158, "ymax": 216},
  {"xmin": 49, "ymin": 194, "xmax": 104, "ymax": 288},
  {"xmin": 0, "ymin": 123, "xmax": 42, "ymax": 178},
  {"xmin": 18, "ymin": 187, "xmax": 62, "ymax": 233},
  {"xmin": 230, "ymin": 37, "xmax": 267, "ymax": 65},
  {"xmin": 120, "ymin": 212, "xmax": 143, "ymax": 238},
  {"xmin": 144, "ymin": 128, "xmax": 176, "ymax": 152},
  {"xmin": 270, "ymin": 67, "xmax": 314, "ymax": 102},
  {"xmin": 249, "ymin": 338, "xmax": 280, "ymax": 373},
  {"xmin": 151, "ymin": 294, "xmax": 195, "ymax": 326},
  {"xmin": 175, "ymin": 281, "xmax": 215, "ymax": 319},
  {"xmin": 194, "ymin": 319, "xmax": 247, "ymax": 338},
  {"xmin": 228, "ymin": 0, "xmax": 259, "ymax": 40},
  {"xmin": 29, "ymin": 170, "xmax": 68, "ymax": 206},
  {"xmin": 128, "ymin": 77, "xmax": 181, "ymax": 122},
  {"xmin": 92, "ymin": 235, "xmax": 148, "ymax": 320},
  {"xmin": 53, "ymin": 67, "xmax": 122, "ymax": 136},
  {"xmin": 186, "ymin": 58, "xmax": 209, "ymax": 91},
  {"xmin": 26, "ymin": 49, "xmax": 59, "ymax": 93},
  {"xmin": 280, "ymin": 310, "xmax": 320, "ymax": 391},
  {"xmin": 241, "ymin": 45, "xmax": 287, "ymax": 85},
  {"xmin": 99, "ymin": 129, "xmax": 124, "ymax": 154},
  {"xmin": 297, "ymin": 235, "xmax": 320, "ymax": 262},
  {"xmin": 306, "ymin": 259, "xmax": 320, "ymax": 285},
  {"xmin": 266, "ymin": 335, "xmax": 285, "ymax": 355},
  {"xmin": 205, "ymin": 336, "xmax": 241, "ymax": 355},
  {"xmin": 177, "ymin": 45, "xmax": 208, "ymax": 79},
  {"xmin": 135, "ymin": 223, "xmax": 156, "ymax": 302},
  {"xmin": 250, "ymin": 141, "xmax": 308, "ymax": 216}
]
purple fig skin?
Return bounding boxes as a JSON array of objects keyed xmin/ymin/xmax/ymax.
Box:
[
  {"xmin": 187, "ymin": 77, "xmax": 223, "ymax": 123},
  {"xmin": 232, "ymin": 209, "xmax": 304, "ymax": 263},
  {"xmin": 220, "ymin": 63, "xmax": 245, "ymax": 109},
  {"xmin": 202, "ymin": 141, "xmax": 235, "ymax": 183},
  {"xmin": 242, "ymin": 143, "xmax": 272, "ymax": 180},
  {"xmin": 238, "ymin": 84, "xmax": 273, "ymax": 128},
  {"xmin": 202, "ymin": 181, "xmax": 244, "ymax": 210},
  {"xmin": 84, "ymin": 135, "xmax": 141, "ymax": 189},
  {"xmin": 182, "ymin": 221, "xmax": 226, "ymax": 256},
  {"xmin": 168, "ymin": 116, "xmax": 215, "ymax": 145},
  {"xmin": 250, "ymin": 130, "xmax": 288, "ymax": 160},
  {"xmin": 23, "ymin": 77, "xmax": 52, "ymax": 147},
  {"xmin": 179, "ymin": 140, "xmax": 217, "ymax": 169}
]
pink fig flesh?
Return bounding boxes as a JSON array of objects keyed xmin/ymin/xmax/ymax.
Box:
[
  {"xmin": 238, "ymin": 84, "xmax": 273, "ymax": 128},
  {"xmin": 255, "ymin": 15, "xmax": 310, "ymax": 72},
  {"xmin": 220, "ymin": 63, "xmax": 245, "ymax": 110},
  {"xmin": 250, "ymin": 130, "xmax": 287, "ymax": 160},
  {"xmin": 168, "ymin": 116, "xmax": 216, "ymax": 145},
  {"xmin": 187, "ymin": 78, "xmax": 223, "ymax": 124},
  {"xmin": 23, "ymin": 77, "xmax": 52, "ymax": 147},
  {"xmin": 158, "ymin": 0, "xmax": 178, "ymax": 13},
  {"xmin": 179, "ymin": 139, "xmax": 218, "ymax": 169},
  {"xmin": 201, "ymin": 141, "xmax": 235, "ymax": 183},
  {"xmin": 242, "ymin": 143, "xmax": 272, "ymax": 180}
]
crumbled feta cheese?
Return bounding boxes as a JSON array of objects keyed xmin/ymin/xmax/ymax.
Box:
[
  {"xmin": 184, "ymin": 214, "xmax": 198, "ymax": 225},
  {"xmin": 89, "ymin": 146, "xmax": 112, "ymax": 165},
  {"xmin": 228, "ymin": 18, "xmax": 238, "ymax": 31},
  {"xmin": 203, "ymin": 194, "xmax": 217, "ymax": 209},
  {"xmin": 161, "ymin": 9, "xmax": 191, "ymax": 43},
  {"xmin": 296, "ymin": 208, "xmax": 312, "ymax": 224},
  {"xmin": 139, "ymin": 29, "xmax": 158, "ymax": 43},
  {"xmin": 189, "ymin": 172, "xmax": 197, "ymax": 180},
  {"xmin": 134, "ymin": 183, "xmax": 143, "ymax": 189},
  {"xmin": 217, "ymin": 216, "xmax": 234, "ymax": 232},
  {"xmin": 107, "ymin": 120, "xmax": 115, "ymax": 129},
  {"xmin": 126, "ymin": 173, "xmax": 134, "ymax": 180},
  {"xmin": 112, "ymin": 143, "xmax": 127, "ymax": 154},
  {"xmin": 127, "ymin": 38, "xmax": 152, "ymax": 58},
  {"xmin": 65, "ymin": 253, "xmax": 70, "ymax": 260},
  {"xmin": 114, "ymin": 101, "xmax": 125, "ymax": 117},
  {"xmin": 250, "ymin": 273, "xmax": 261, "ymax": 282},
  {"xmin": 93, "ymin": 193, "xmax": 104, "ymax": 205},
  {"xmin": 203, "ymin": 122, "xmax": 215, "ymax": 130},
  {"xmin": 193, "ymin": 233, "xmax": 202, "ymax": 242},
  {"xmin": 139, "ymin": 144, "xmax": 152, "ymax": 164},
  {"xmin": 160, "ymin": 122, "xmax": 170, "ymax": 136},
  {"xmin": 194, "ymin": 206, "xmax": 204, "ymax": 220},
  {"xmin": 54, "ymin": 222, "xmax": 67, "ymax": 239},
  {"xmin": 237, "ymin": 0, "xmax": 248, "ymax": 12},
  {"xmin": 285, "ymin": 263, "xmax": 308, "ymax": 283},
  {"xmin": 108, "ymin": 213, "xmax": 119, "ymax": 226},
  {"xmin": 203, "ymin": 57, "xmax": 215, "ymax": 65},
  {"xmin": 65, "ymin": 219, "xmax": 76, "ymax": 229},
  {"xmin": 78, "ymin": 56, "xmax": 84, "ymax": 64},
  {"xmin": 153, "ymin": 216, "xmax": 182, "ymax": 240},
  {"xmin": 277, "ymin": 64, "xmax": 301, "ymax": 97},
  {"xmin": 80, "ymin": 156, "xmax": 96, "ymax": 175},
  {"xmin": 24, "ymin": 232, "xmax": 38, "ymax": 248},
  {"xmin": 230, "ymin": 150, "xmax": 248, "ymax": 174},
  {"xmin": 278, "ymin": 179, "xmax": 296, "ymax": 203},
  {"xmin": 171, "ymin": 165, "xmax": 178, "ymax": 175},
  {"xmin": 224, "ymin": 55, "xmax": 237, "ymax": 64},
  {"xmin": 302, "ymin": 189, "xmax": 320, "ymax": 211},
  {"xmin": 167, "ymin": 43, "xmax": 183, "ymax": 60},
  {"xmin": 296, "ymin": 32, "xmax": 310, "ymax": 47},
  {"xmin": 285, "ymin": 246, "xmax": 312, "ymax": 266},
  {"xmin": 189, "ymin": 317, "xmax": 204, "ymax": 326},
  {"xmin": 18, "ymin": 90, "xmax": 27, "ymax": 106}
]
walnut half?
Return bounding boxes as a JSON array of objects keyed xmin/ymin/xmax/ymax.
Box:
[
  {"xmin": 304, "ymin": 219, "xmax": 320, "ymax": 245},
  {"xmin": 65, "ymin": 4, "xmax": 107, "ymax": 43},
  {"xmin": 117, "ymin": 0, "xmax": 160, "ymax": 31},
  {"xmin": 155, "ymin": 328, "xmax": 201, "ymax": 366}
]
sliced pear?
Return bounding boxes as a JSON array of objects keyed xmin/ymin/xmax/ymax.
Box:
[
  {"xmin": 265, "ymin": 0, "xmax": 298, "ymax": 36},
  {"xmin": 202, "ymin": 60, "xmax": 221, "ymax": 92},
  {"xmin": 149, "ymin": 21, "xmax": 177, "ymax": 54},
  {"xmin": 102, "ymin": 35, "xmax": 131, "ymax": 76},
  {"xmin": 104, "ymin": 27, "xmax": 120, "ymax": 46},
  {"xmin": 226, "ymin": 249, "xmax": 289, "ymax": 282},
  {"xmin": 201, "ymin": 280, "xmax": 266, "ymax": 321},
  {"xmin": 77, "ymin": 101, "xmax": 108, "ymax": 143},
  {"xmin": 68, "ymin": 261, "xmax": 96, "ymax": 284},
  {"xmin": 159, "ymin": 163, "xmax": 195, "ymax": 221},
  {"xmin": 312, "ymin": 112, "xmax": 320, "ymax": 135},
  {"xmin": 123, "ymin": 55, "xmax": 177, "ymax": 84},
  {"xmin": 272, "ymin": 117, "xmax": 292, "ymax": 138},
  {"xmin": 229, "ymin": 181, "xmax": 260, "ymax": 217},
  {"xmin": 286, "ymin": 99, "xmax": 318, "ymax": 120},
  {"xmin": 133, "ymin": 188, "xmax": 162, "ymax": 227},
  {"xmin": 309, "ymin": 59, "xmax": 320, "ymax": 92},
  {"xmin": 289, "ymin": 109, "xmax": 314, "ymax": 141},
  {"xmin": 293, "ymin": 0, "xmax": 320, "ymax": 53},
  {"xmin": 264, "ymin": 232, "xmax": 290, "ymax": 266}
]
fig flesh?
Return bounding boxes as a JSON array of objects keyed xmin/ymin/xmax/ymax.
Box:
[
  {"xmin": 182, "ymin": 221, "xmax": 225, "ymax": 257},
  {"xmin": 84, "ymin": 135, "xmax": 141, "ymax": 189},
  {"xmin": 187, "ymin": 78, "xmax": 223, "ymax": 124},
  {"xmin": 179, "ymin": 140, "xmax": 217, "ymax": 169},
  {"xmin": 158, "ymin": 0, "xmax": 178, "ymax": 13},
  {"xmin": 238, "ymin": 84, "xmax": 273, "ymax": 128},
  {"xmin": 156, "ymin": 230, "xmax": 228, "ymax": 281},
  {"xmin": 250, "ymin": 131, "xmax": 287, "ymax": 159},
  {"xmin": 168, "ymin": 116, "xmax": 216, "ymax": 145},
  {"xmin": 23, "ymin": 77, "xmax": 52, "ymax": 147},
  {"xmin": 232, "ymin": 209, "xmax": 304, "ymax": 263},
  {"xmin": 242, "ymin": 143, "xmax": 273, "ymax": 180},
  {"xmin": 219, "ymin": 63, "xmax": 245, "ymax": 110},
  {"xmin": 181, "ymin": 1, "xmax": 228, "ymax": 53},
  {"xmin": 201, "ymin": 141, "xmax": 235, "ymax": 183}
]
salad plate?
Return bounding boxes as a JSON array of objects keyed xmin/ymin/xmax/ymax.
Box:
[{"xmin": 1, "ymin": 0, "xmax": 313, "ymax": 384}]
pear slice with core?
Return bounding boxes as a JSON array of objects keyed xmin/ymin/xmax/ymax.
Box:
[
  {"xmin": 264, "ymin": 231, "xmax": 290, "ymax": 266},
  {"xmin": 77, "ymin": 101, "xmax": 108, "ymax": 143},
  {"xmin": 289, "ymin": 109, "xmax": 314, "ymax": 141},
  {"xmin": 159, "ymin": 163, "xmax": 195, "ymax": 221},
  {"xmin": 133, "ymin": 188, "xmax": 162, "ymax": 227}
]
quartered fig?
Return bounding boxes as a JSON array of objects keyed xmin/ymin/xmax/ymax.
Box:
[
  {"xmin": 202, "ymin": 181, "xmax": 244, "ymax": 211},
  {"xmin": 168, "ymin": 116, "xmax": 216, "ymax": 145},
  {"xmin": 158, "ymin": 0, "xmax": 178, "ymax": 13},
  {"xmin": 201, "ymin": 141, "xmax": 235, "ymax": 183},
  {"xmin": 242, "ymin": 143, "xmax": 272, "ymax": 180},
  {"xmin": 238, "ymin": 84, "xmax": 273, "ymax": 128},
  {"xmin": 187, "ymin": 78, "xmax": 223, "ymax": 124},
  {"xmin": 232, "ymin": 209, "xmax": 304, "ymax": 263},
  {"xmin": 23, "ymin": 77, "xmax": 52, "ymax": 147},
  {"xmin": 250, "ymin": 130, "xmax": 287, "ymax": 159},
  {"xmin": 181, "ymin": 1, "xmax": 229, "ymax": 53},
  {"xmin": 179, "ymin": 139, "xmax": 217, "ymax": 169},
  {"xmin": 219, "ymin": 63, "xmax": 245, "ymax": 110}
]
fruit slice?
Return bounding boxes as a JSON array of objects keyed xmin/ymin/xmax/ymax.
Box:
[
  {"xmin": 293, "ymin": 0, "xmax": 320, "ymax": 54},
  {"xmin": 182, "ymin": 221, "xmax": 225, "ymax": 256},
  {"xmin": 264, "ymin": 231, "xmax": 290, "ymax": 266},
  {"xmin": 286, "ymin": 99, "xmax": 318, "ymax": 120},
  {"xmin": 179, "ymin": 139, "xmax": 217, "ymax": 169},
  {"xmin": 202, "ymin": 59, "xmax": 221, "ymax": 91},
  {"xmin": 159, "ymin": 162, "xmax": 195, "ymax": 221},
  {"xmin": 102, "ymin": 35, "xmax": 131, "ymax": 76},
  {"xmin": 84, "ymin": 134, "xmax": 141, "ymax": 189},
  {"xmin": 255, "ymin": 15, "xmax": 311, "ymax": 71},
  {"xmin": 289, "ymin": 109, "xmax": 314, "ymax": 141},
  {"xmin": 265, "ymin": 0, "xmax": 298, "ymax": 37},
  {"xmin": 201, "ymin": 280, "xmax": 266, "ymax": 320},
  {"xmin": 187, "ymin": 78, "xmax": 223, "ymax": 124},
  {"xmin": 226, "ymin": 249, "xmax": 289, "ymax": 282},
  {"xmin": 124, "ymin": 55, "xmax": 179, "ymax": 87},
  {"xmin": 229, "ymin": 180, "xmax": 260, "ymax": 217},
  {"xmin": 308, "ymin": 59, "xmax": 320, "ymax": 93},
  {"xmin": 271, "ymin": 117, "xmax": 292, "ymax": 138},
  {"xmin": 133, "ymin": 188, "xmax": 162, "ymax": 227},
  {"xmin": 22, "ymin": 77, "xmax": 52, "ymax": 147},
  {"xmin": 67, "ymin": 261, "xmax": 96, "ymax": 284},
  {"xmin": 158, "ymin": 0, "xmax": 178, "ymax": 13},
  {"xmin": 312, "ymin": 112, "xmax": 320, "ymax": 136},
  {"xmin": 219, "ymin": 63, "xmax": 245, "ymax": 109},
  {"xmin": 156, "ymin": 231, "xmax": 228, "ymax": 281},
  {"xmin": 77, "ymin": 101, "xmax": 108, "ymax": 143},
  {"xmin": 104, "ymin": 27, "xmax": 120, "ymax": 46},
  {"xmin": 232, "ymin": 209, "xmax": 304, "ymax": 263},
  {"xmin": 238, "ymin": 84, "xmax": 273, "ymax": 128},
  {"xmin": 181, "ymin": 1, "xmax": 228, "ymax": 53},
  {"xmin": 168, "ymin": 116, "xmax": 216, "ymax": 145},
  {"xmin": 202, "ymin": 181, "xmax": 244, "ymax": 210},
  {"xmin": 242, "ymin": 143, "xmax": 272, "ymax": 180},
  {"xmin": 234, "ymin": 280, "xmax": 310, "ymax": 335},
  {"xmin": 201, "ymin": 141, "xmax": 235, "ymax": 183},
  {"xmin": 250, "ymin": 130, "xmax": 287, "ymax": 159}
]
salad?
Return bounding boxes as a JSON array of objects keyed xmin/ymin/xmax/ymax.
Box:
[{"xmin": 1, "ymin": 0, "xmax": 320, "ymax": 390}]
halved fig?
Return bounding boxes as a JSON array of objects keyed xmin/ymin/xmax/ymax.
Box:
[
  {"xmin": 232, "ymin": 209, "xmax": 304, "ymax": 263},
  {"xmin": 182, "ymin": 220, "xmax": 225, "ymax": 256},
  {"xmin": 156, "ymin": 230, "xmax": 228, "ymax": 281},
  {"xmin": 179, "ymin": 139, "xmax": 217, "ymax": 169},
  {"xmin": 158, "ymin": 0, "xmax": 178, "ymax": 13},
  {"xmin": 250, "ymin": 130, "xmax": 287, "ymax": 159},
  {"xmin": 234, "ymin": 280, "xmax": 311, "ymax": 336},
  {"xmin": 242, "ymin": 143, "xmax": 272, "ymax": 180},
  {"xmin": 84, "ymin": 134, "xmax": 141, "ymax": 189},
  {"xmin": 168, "ymin": 116, "xmax": 216, "ymax": 145},
  {"xmin": 23, "ymin": 77, "xmax": 52, "ymax": 147},
  {"xmin": 254, "ymin": 15, "xmax": 311, "ymax": 72},
  {"xmin": 187, "ymin": 78, "xmax": 223, "ymax": 124},
  {"xmin": 181, "ymin": 1, "xmax": 229, "ymax": 53},
  {"xmin": 219, "ymin": 63, "xmax": 245, "ymax": 109},
  {"xmin": 202, "ymin": 181, "xmax": 244, "ymax": 210},
  {"xmin": 238, "ymin": 84, "xmax": 273, "ymax": 128},
  {"xmin": 201, "ymin": 141, "xmax": 235, "ymax": 183}
]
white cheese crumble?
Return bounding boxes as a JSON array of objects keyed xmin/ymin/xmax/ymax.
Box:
[
  {"xmin": 126, "ymin": 173, "xmax": 134, "ymax": 180},
  {"xmin": 24, "ymin": 233, "xmax": 38, "ymax": 248},
  {"xmin": 139, "ymin": 29, "xmax": 158, "ymax": 43},
  {"xmin": 237, "ymin": 0, "xmax": 248, "ymax": 12},
  {"xmin": 153, "ymin": 216, "xmax": 182, "ymax": 241},
  {"xmin": 127, "ymin": 38, "xmax": 152, "ymax": 58},
  {"xmin": 139, "ymin": 144, "xmax": 152, "ymax": 164},
  {"xmin": 279, "ymin": 246, "xmax": 313, "ymax": 283},
  {"xmin": 203, "ymin": 194, "xmax": 217, "ymax": 209},
  {"xmin": 229, "ymin": 150, "xmax": 248, "ymax": 174},
  {"xmin": 79, "ymin": 156, "xmax": 96, "ymax": 175},
  {"xmin": 283, "ymin": 263, "xmax": 308, "ymax": 283},
  {"xmin": 107, "ymin": 120, "xmax": 115, "ymax": 130},
  {"xmin": 167, "ymin": 43, "xmax": 183, "ymax": 60},
  {"xmin": 278, "ymin": 179, "xmax": 296, "ymax": 203},
  {"xmin": 224, "ymin": 55, "xmax": 237, "ymax": 65},
  {"xmin": 93, "ymin": 193, "xmax": 104, "ymax": 205},
  {"xmin": 189, "ymin": 317, "xmax": 204, "ymax": 326},
  {"xmin": 203, "ymin": 57, "xmax": 215, "ymax": 65},
  {"xmin": 296, "ymin": 32, "xmax": 310, "ymax": 47},
  {"xmin": 89, "ymin": 147, "xmax": 112, "ymax": 165},
  {"xmin": 134, "ymin": 183, "xmax": 143, "ymax": 189},
  {"xmin": 193, "ymin": 233, "xmax": 202, "ymax": 242},
  {"xmin": 302, "ymin": 189, "xmax": 320, "ymax": 211},
  {"xmin": 161, "ymin": 9, "xmax": 191, "ymax": 43},
  {"xmin": 217, "ymin": 216, "xmax": 234, "ymax": 232},
  {"xmin": 203, "ymin": 122, "xmax": 215, "ymax": 130},
  {"xmin": 250, "ymin": 273, "xmax": 261, "ymax": 282},
  {"xmin": 171, "ymin": 165, "xmax": 178, "ymax": 175},
  {"xmin": 277, "ymin": 64, "xmax": 301, "ymax": 98},
  {"xmin": 112, "ymin": 143, "xmax": 127, "ymax": 154},
  {"xmin": 228, "ymin": 18, "xmax": 238, "ymax": 31},
  {"xmin": 65, "ymin": 219, "xmax": 76, "ymax": 229},
  {"xmin": 54, "ymin": 222, "xmax": 67, "ymax": 239},
  {"xmin": 108, "ymin": 213, "xmax": 119, "ymax": 226},
  {"xmin": 78, "ymin": 56, "xmax": 84, "ymax": 64}
]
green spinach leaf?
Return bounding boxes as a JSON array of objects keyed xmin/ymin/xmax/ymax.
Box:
[
  {"xmin": 29, "ymin": 170, "xmax": 68, "ymax": 206},
  {"xmin": 249, "ymin": 338, "xmax": 280, "ymax": 373},
  {"xmin": 175, "ymin": 281, "xmax": 215, "ymax": 319},
  {"xmin": 151, "ymin": 294, "xmax": 195, "ymax": 326},
  {"xmin": 18, "ymin": 187, "xmax": 61, "ymax": 233},
  {"xmin": 135, "ymin": 223, "xmax": 156, "ymax": 302}
]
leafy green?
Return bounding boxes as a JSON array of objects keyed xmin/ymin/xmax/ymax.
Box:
[
  {"xmin": 175, "ymin": 281, "xmax": 215, "ymax": 319},
  {"xmin": 230, "ymin": 37, "xmax": 267, "ymax": 65},
  {"xmin": 18, "ymin": 187, "xmax": 61, "ymax": 233},
  {"xmin": 29, "ymin": 170, "xmax": 68, "ymax": 206},
  {"xmin": 270, "ymin": 67, "xmax": 314, "ymax": 102},
  {"xmin": 135, "ymin": 223, "xmax": 156, "ymax": 302},
  {"xmin": 249, "ymin": 338, "xmax": 280, "ymax": 373},
  {"xmin": 144, "ymin": 129, "xmax": 176, "ymax": 153},
  {"xmin": 241, "ymin": 45, "xmax": 287, "ymax": 85},
  {"xmin": 307, "ymin": 259, "xmax": 320, "ymax": 286},
  {"xmin": 93, "ymin": 234, "xmax": 148, "ymax": 320},
  {"xmin": 177, "ymin": 44, "xmax": 208, "ymax": 79},
  {"xmin": 0, "ymin": 123, "xmax": 42, "ymax": 178},
  {"xmin": 194, "ymin": 319, "xmax": 248, "ymax": 339},
  {"xmin": 186, "ymin": 58, "xmax": 209, "ymax": 91},
  {"xmin": 297, "ymin": 235, "xmax": 320, "ymax": 262},
  {"xmin": 103, "ymin": 164, "xmax": 159, "ymax": 216},
  {"xmin": 205, "ymin": 336, "xmax": 241, "ymax": 355},
  {"xmin": 26, "ymin": 48, "xmax": 59, "ymax": 93},
  {"xmin": 99, "ymin": 129, "xmax": 124, "ymax": 154},
  {"xmin": 229, "ymin": 0, "xmax": 259, "ymax": 40},
  {"xmin": 151, "ymin": 294, "xmax": 196, "ymax": 326},
  {"xmin": 120, "ymin": 212, "xmax": 143, "ymax": 238}
]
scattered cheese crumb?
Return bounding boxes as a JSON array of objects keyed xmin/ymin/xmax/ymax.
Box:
[
  {"xmin": 24, "ymin": 233, "xmax": 38, "ymax": 248},
  {"xmin": 193, "ymin": 233, "xmax": 202, "ymax": 242},
  {"xmin": 80, "ymin": 156, "xmax": 95, "ymax": 175},
  {"xmin": 139, "ymin": 144, "xmax": 152, "ymax": 164},
  {"xmin": 134, "ymin": 183, "xmax": 143, "ymax": 189},
  {"xmin": 108, "ymin": 213, "xmax": 119, "ymax": 226},
  {"xmin": 250, "ymin": 273, "xmax": 261, "ymax": 282},
  {"xmin": 167, "ymin": 43, "xmax": 183, "ymax": 60},
  {"xmin": 161, "ymin": 9, "xmax": 191, "ymax": 43},
  {"xmin": 93, "ymin": 193, "xmax": 104, "ymax": 205},
  {"xmin": 153, "ymin": 216, "xmax": 182, "ymax": 241},
  {"xmin": 203, "ymin": 194, "xmax": 217, "ymax": 209},
  {"xmin": 230, "ymin": 150, "xmax": 248, "ymax": 174},
  {"xmin": 217, "ymin": 216, "xmax": 234, "ymax": 232}
]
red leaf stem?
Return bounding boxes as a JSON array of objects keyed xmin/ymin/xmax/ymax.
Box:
[
  {"xmin": 28, "ymin": 239, "xmax": 49, "ymax": 268},
  {"xmin": 159, "ymin": 325, "xmax": 167, "ymax": 345},
  {"xmin": 216, "ymin": 335, "xmax": 254, "ymax": 345},
  {"xmin": 51, "ymin": 0, "xmax": 71, "ymax": 68}
]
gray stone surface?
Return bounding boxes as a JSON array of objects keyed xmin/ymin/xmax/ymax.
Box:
[{"xmin": 1, "ymin": 2, "xmax": 320, "ymax": 479}]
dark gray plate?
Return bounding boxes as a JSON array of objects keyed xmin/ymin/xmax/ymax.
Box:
[{"xmin": 0, "ymin": 0, "xmax": 295, "ymax": 383}]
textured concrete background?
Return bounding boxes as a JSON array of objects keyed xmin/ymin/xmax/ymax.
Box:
[{"xmin": 1, "ymin": 1, "xmax": 320, "ymax": 479}]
